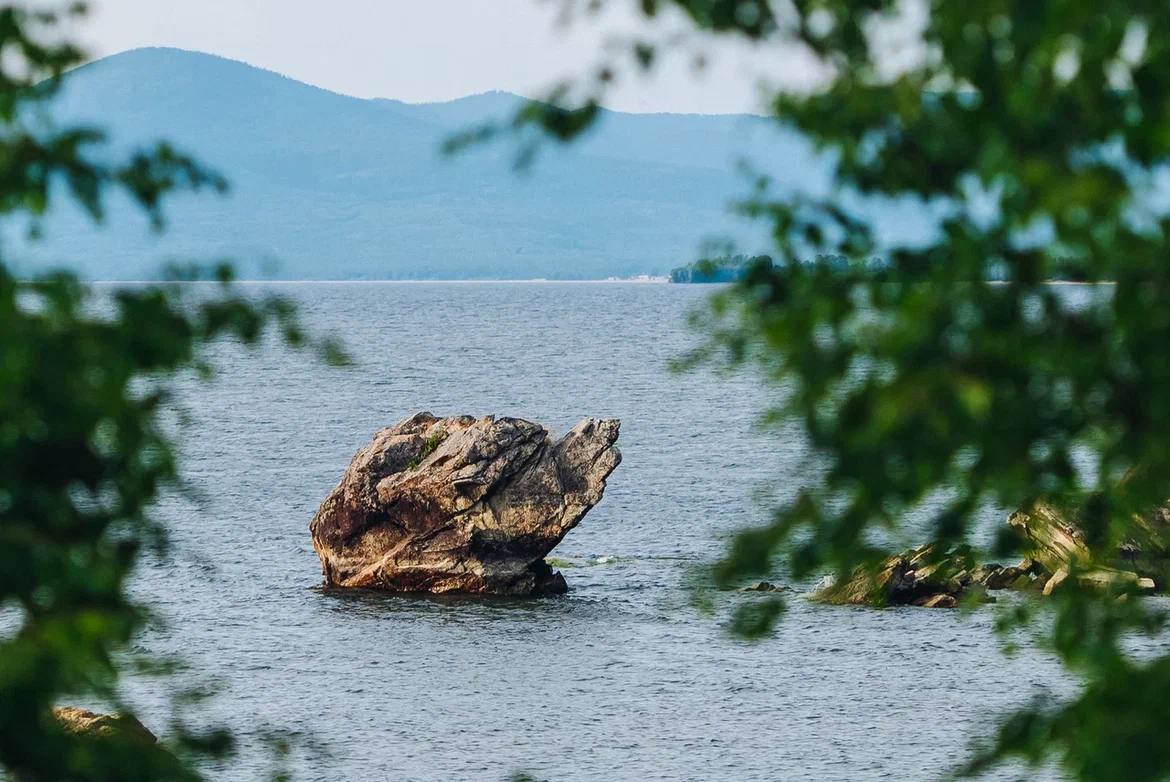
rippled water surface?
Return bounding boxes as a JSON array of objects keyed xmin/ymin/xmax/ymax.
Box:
[{"xmin": 123, "ymin": 282, "xmax": 1079, "ymax": 781}]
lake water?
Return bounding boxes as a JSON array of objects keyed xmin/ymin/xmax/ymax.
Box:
[{"xmin": 124, "ymin": 282, "xmax": 1077, "ymax": 781}]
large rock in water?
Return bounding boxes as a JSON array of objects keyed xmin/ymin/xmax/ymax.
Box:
[{"xmin": 310, "ymin": 413, "xmax": 621, "ymax": 595}]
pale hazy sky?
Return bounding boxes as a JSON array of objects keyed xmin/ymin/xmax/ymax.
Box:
[{"xmin": 67, "ymin": 0, "xmax": 827, "ymax": 114}]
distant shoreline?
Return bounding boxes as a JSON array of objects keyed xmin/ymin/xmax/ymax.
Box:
[
  {"xmin": 86, "ymin": 279, "xmax": 1117, "ymax": 285},
  {"xmin": 90, "ymin": 278, "xmax": 674, "ymax": 285}
]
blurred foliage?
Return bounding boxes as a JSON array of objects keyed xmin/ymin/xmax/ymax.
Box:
[
  {"xmin": 0, "ymin": 3, "xmax": 342, "ymax": 779},
  {"xmin": 522, "ymin": 1, "xmax": 1170, "ymax": 779},
  {"xmin": 669, "ymin": 254, "xmax": 773, "ymax": 283}
]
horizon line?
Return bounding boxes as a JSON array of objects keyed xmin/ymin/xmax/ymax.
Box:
[{"xmin": 88, "ymin": 278, "xmax": 674, "ymax": 285}]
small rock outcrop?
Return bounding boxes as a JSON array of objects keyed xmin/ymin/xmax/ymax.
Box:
[
  {"xmin": 310, "ymin": 413, "xmax": 621, "ymax": 595},
  {"xmin": 818, "ymin": 498, "xmax": 1170, "ymax": 609},
  {"xmin": 816, "ymin": 545, "xmax": 1001, "ymax": 608},
  {"xmin": 53, "ymin": 707, "xmax": 156, "ymax": 743},
  {"xmin": 741, "ymin": 581, "xmax": 788, "ymax": 593}
]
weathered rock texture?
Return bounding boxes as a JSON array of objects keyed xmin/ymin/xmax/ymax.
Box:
[{"xmin": 310, "ymin": 413, "xmax": 621, "ymax": 595}]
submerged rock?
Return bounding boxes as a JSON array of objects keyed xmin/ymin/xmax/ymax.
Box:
[
  {"xmin": 310, "ymin": 412, "xmax": 621, "ymax": 595},
  {"xmin": 742, "ymin": 581, "xmax": 788, "ymax": 593}
]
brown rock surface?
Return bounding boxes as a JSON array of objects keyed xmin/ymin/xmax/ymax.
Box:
[{"xmin": 310, "ymin": 412, "xmax": 621, "ymax": 595}]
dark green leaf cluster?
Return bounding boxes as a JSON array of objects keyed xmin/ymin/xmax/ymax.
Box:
[
  {"xmin": 527, "ymin": 1, "xmax": 1170, "ymax": 779},
  {"xmin": 669, "ymin": 254, "xmax": 773, "ymax": 283},
  {"xmin": 0, "ymin": 4, "xmax": 342, "ymax": 779}
]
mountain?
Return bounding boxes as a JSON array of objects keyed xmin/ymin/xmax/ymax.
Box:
[{"xmin": 7, "ymin": 48, "xmax": 875, "ymax": 280}]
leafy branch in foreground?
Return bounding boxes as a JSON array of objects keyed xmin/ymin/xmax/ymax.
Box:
[
  {"xmin": 0, "ymin": 3, "xmax": 343, "ymax": 780},
  {"xmin": 512, "ymin": 1, "xmax": 1170, "ymax": 779}
]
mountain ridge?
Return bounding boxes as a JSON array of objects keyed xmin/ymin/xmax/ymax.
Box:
[{"xmin": 11, "ymin": 47, "xmax": 825, "ymax": 279}]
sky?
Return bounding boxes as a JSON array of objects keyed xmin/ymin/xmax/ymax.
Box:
[{"xmin": 66, "ymin": 0, "xmax": 828, "ymax": 114}]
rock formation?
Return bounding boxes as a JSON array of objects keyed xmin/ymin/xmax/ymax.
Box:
[
  {"xmin": 816, "ymin": 545, "xmax": 1009, "ymax": 608},
  {"xmin": 1009, "ymin": 499, "xmax": 1164, "ymax": 594},
  {"xmin": 310, "ymin": 412, "xmax": 621, "ymax": 595},
  {"xmin": 819, "ymin": 498, "xmax": 1170, "ymax": 608},
  {"xmin": 53, "ymin": 707, "xmax": 156, "ymax": 743}
]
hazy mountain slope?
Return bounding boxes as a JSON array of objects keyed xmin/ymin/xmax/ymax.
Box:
[{"xmin": 10, "ymin": 48, "xmax": 845, "ymax": 279}]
